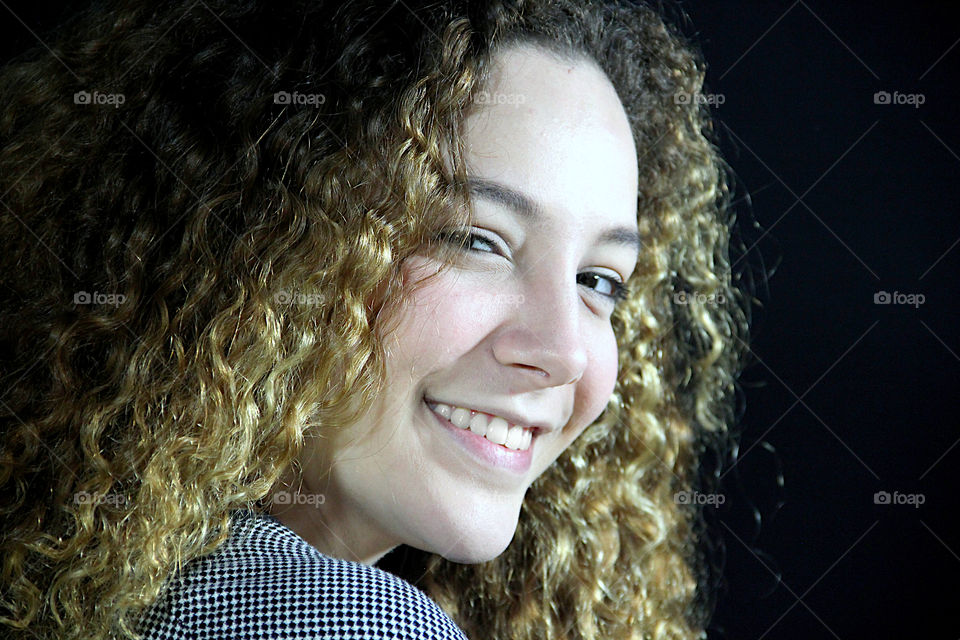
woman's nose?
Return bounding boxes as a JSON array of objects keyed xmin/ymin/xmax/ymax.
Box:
[{"xmin": 490, "ymin": 273, "xmax": 588, "ymax": 388}]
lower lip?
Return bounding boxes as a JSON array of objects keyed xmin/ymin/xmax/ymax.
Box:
[{"xmin": 424, "ymin": 399, "xmax": 534, "ymax": 474}]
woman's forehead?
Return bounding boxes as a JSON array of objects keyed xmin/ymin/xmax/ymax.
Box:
[{"xmin": 461, "ymin": 45, "xmax": 639, "ymax": 232}]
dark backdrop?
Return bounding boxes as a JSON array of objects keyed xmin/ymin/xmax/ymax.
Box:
[
  {"xmin": 681, "ymin": 3, "xmax": 959, "ymax": 638},
  {"xmin": 1, "ymin": 1, "xmax": 957, "ymax": 638}
]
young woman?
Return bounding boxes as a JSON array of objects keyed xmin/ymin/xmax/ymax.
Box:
[{"xmin": 0, "ymin": 0, "xmax": 749, "ymax": 638}]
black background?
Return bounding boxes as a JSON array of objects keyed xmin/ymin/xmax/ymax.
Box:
[
  {"xmin": 680, "ymin": 3, "xmax": 959, "ymax": 639},
  {"xmin": 2, "ymin": 2, "xmax": 957, "ymax": 638}
]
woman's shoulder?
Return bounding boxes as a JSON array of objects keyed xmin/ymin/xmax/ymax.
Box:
[{"xmin": 137, "ymin": 510, "xmax": 468, "ymax": 640}]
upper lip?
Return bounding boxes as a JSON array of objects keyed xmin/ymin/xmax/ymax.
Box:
[{"xmin": 424, "ymin": 396, "xmax": 555, "ymax": 434}]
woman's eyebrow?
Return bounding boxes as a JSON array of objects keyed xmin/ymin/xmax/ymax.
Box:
[{"xmin": 464, "ymin": 176, "xmax": 643, "ymax": 254}]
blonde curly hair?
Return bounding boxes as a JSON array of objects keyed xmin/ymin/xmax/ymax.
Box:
[{"xmin": 0, "ymin": 1, "xmax": 749, "ymax": 638}]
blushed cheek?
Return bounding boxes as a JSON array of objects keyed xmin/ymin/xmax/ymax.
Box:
[
  {"xmin": 574, "ymin": 332, "xmax": 621, "ymax": 433},
  {"xmin": 388, "ymin": 259, "xmax": 495, "ymax": 373}
]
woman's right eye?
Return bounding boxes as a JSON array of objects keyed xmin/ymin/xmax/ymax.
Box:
[{"xmin": 437, "ymin": 229, "xmax": 502, "ymax": 256}]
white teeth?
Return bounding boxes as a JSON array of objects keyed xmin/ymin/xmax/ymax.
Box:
[
  {"xmin": 484, "ymin": 417, "xmax": 509, "ymax": 445},
  {"xmin": 504, "ymin": 425, "xmax": 525, "ymax": 450},
  {"xmin": 450, "ymin": 407, "xmax": 471, "ymax": 429},
  {"xmin": 468, "ymin": 412, "xmax": 489, "ymax": 437},
  {"xmin": 428, "ymin": 400, "xmax": 534, "ymax": 451}
]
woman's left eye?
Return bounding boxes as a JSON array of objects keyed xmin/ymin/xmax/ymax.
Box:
[{"xmin": 578, "ymin": 272, "xmax": 629, "ymax": 304}]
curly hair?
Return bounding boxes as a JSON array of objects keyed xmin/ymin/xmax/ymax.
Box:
[{"xmin": 0, "ymin": 1, "xmax": 750, "ymax": 639}]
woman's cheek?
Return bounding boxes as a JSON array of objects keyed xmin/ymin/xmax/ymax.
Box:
[
  {"xmin": 406, "ymin": 271, "xmax": 507, "ymax": 349},
  {"xmin": 560, "ymin": 328, "xmax": 620, "ymax": 444}
]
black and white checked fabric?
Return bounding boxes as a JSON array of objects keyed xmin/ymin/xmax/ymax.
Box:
[{"xmin": 137, "ymin": 510, "xmax": 469, "ymax": 639}]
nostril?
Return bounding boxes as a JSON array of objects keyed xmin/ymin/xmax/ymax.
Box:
[{"xmin": 513, "ymin": 363, "xmax": 549, "ymax": 377}]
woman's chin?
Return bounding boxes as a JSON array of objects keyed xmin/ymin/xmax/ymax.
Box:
[
  {"xmin": 417, "ymin": 512, "xmax": 519, "ymax": 564},
  {"xmin": 435, "ymin": 532, "xmax": 515, "ymax": 564}
]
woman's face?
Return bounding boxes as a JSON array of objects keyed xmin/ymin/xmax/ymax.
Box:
[{"xmin": 276, "ymin": 44, "xmax": 640, "ymax": 564}]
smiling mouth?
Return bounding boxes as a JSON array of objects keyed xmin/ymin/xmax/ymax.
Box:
[{"xmin": 424, "ymin": 397, "xmax": 537, "ymax": 451}]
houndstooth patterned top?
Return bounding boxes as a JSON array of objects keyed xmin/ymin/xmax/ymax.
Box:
[{"xmin": 136, "ymin": 510, "xmax": 469, "ymax": 639}]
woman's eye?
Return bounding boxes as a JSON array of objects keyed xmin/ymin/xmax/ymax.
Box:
[
  {"xmin": 437, "ymin": 229, "xmax": 503, "ymax": 256},
  {"xmin": 578, "ymin": 272, "xmax": 629, "ymax": 304},
  {"xmin": 438, "ymin": 229, "xmax": 629, "ymax": 305}
]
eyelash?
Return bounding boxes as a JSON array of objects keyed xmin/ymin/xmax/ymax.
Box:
[{"xmin": 437, "ymin": 229, "xmax": 630, "ymax": 304}]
